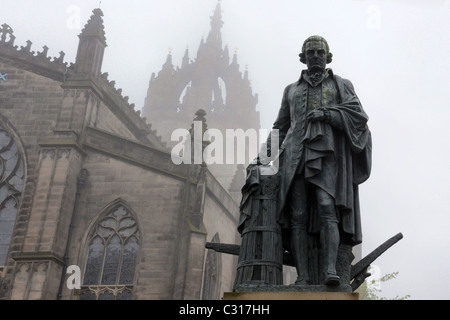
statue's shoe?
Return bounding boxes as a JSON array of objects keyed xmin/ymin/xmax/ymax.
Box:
[
  {"xmin": 293, "ymin": 278, "xmax": 311, "ymax": 286},
  {"xmin": 324, "ymin": 273, "xmax": 340, "ymax": 286}
]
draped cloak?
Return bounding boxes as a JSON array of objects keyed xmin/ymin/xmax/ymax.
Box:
[{"xmin": 239, "ymin": 71, "xmax": 372, "ymax": 246}]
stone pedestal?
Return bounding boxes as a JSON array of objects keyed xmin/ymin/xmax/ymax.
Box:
[
  {"xmin": 223, "ymin": 291, "xmax": 359, "ymax": 300},
  {"xmin": 233, "ymin": 283, "xmax": 353, "ymax": 293},
  {"xmin": 225, "ymin": 284, "xmax": 359, "ymax": 300}
]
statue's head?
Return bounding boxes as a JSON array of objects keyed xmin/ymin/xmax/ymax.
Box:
[{"xmin": 299, "ymin": 35, "xmax": 333, "ymax": 72}]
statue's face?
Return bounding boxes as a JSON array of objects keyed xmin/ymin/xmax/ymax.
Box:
[{"xmin": 304, "ymin": 39, "xmax": 328, "ymax": 72}]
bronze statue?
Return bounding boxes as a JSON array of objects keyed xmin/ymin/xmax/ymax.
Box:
[
  {"xmin": 259, "ymin": 35, "xmax": 372, "ymax": 286},
  {"xmin": 206, "ymin": 36, "xmax": 403, "ymax": 294}
]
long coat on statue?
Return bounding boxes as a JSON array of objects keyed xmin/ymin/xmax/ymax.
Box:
[{"xmin": 262, "ymin": 70, "xmax": 372, "ymax": 246}]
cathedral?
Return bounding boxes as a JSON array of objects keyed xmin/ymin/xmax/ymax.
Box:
[
  {"xmin": 142, "ymin": 3, "xmax": 260, "ymax": 194},
  {"xmin": 0, "ymin": 3, "xmax": 260, "ymax": 300}
]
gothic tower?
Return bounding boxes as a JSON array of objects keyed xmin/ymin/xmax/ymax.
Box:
[{"xmin": 142, "ymin": 2, "xmax": 260, "ymax": 191}]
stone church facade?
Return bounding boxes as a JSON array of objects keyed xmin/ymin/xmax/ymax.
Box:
[{"xmin": 0, "ymin": 4, "xmax": 259, "ymax": 300}]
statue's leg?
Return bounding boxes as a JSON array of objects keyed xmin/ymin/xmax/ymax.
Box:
[
  {"xmin": 315, "ymin": 187, "xmax": 340, "ymax": 286},
  {"xmin": 288, "ymin": 175, "xmax": 310, "ymax": 285}
]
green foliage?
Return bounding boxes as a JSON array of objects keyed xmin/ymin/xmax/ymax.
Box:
[{"xmin": 356, "ymin": 269, "xmax": 410, "ymax": 300}]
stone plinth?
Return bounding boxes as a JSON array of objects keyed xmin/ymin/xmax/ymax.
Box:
[
  {"xmin": 225, "ymin": 284, "xmax": 359, "ymax": 300},
  {"xmin": 233, "ymin": 284, "xmax": 353, "ymax": 293},
  {"xmin": 223, "ymin": 291, "xmax": 359, "ymax": 300}
]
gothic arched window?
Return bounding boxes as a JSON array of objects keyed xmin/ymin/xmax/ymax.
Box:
[
  {"xmin": 0, "ymin": 126, "xmax": 24, "ymax": 267},
  {"xmin": 80, "ymin": 204, "xmax": 140, "ymax": 300},
  {"xmin": 202, "ymin": 233, "xmax": 222, "ymax": 300}
]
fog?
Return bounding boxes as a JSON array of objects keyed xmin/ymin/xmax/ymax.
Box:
[{"xmin": 2, "ymin": 0, "xmax": 450, "ymax": 299}]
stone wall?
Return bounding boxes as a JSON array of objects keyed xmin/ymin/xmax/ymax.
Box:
[
  {"xmin": 62, "ymin": 155, "xmax": 186, "ymax": 300},
  {"xmin": 0, "ymin": 62, "xmax": 67, "ymax": 299}
]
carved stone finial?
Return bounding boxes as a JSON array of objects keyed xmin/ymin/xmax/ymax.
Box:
[
  {"xmin": 163, "ymin": 51, "xmax": 173, "ymax": 70},
  {"xmin": 0, "ymin": 24, "xmax": 13, "ymax": 44},
  {"xmin": 53, "ymin": 51, "xmax": 65, "ymax": 64},
  {"xmin": 209, "ymin": 1, "xmax": 224, "ymax": 33},
  {"xmin": 182, "ymin": 46, "xmax": 190, "ymax": 67},
  {"xmin": 79, "ymin": 8, "xmax": 107, "ymax": 46},
  {"xmin": 74, "ymin": 8, "xmax": 106, "ymax": 76},
  {"xmin": 20, "ymin": 40, "xmax": 33, "ymax": 53},
  {"xmin": 231, "ymin": 48, "xmax": 239, "ymax": 65},
  {"xmin": 194, "ymin": 109, "xmax": 207, "ymax": 121},
  {"xmin": 189, "ymin": 109, "xmax": 208, "ymax": 137},
  {"xmin": 36, "ymin": 45, "xmax": 50, "ymax": 60}
]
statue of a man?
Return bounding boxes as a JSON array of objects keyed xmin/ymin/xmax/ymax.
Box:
[{"xmin": 260, "ymin": 35, "xmax": 372, "ymax": 286}]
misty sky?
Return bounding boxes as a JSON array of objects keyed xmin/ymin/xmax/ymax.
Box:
[{"xmin": 2, "ymin": 0, "xmax": 450, "ymax": 300}]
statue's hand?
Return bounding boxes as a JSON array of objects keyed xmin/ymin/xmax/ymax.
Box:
[{"xmin": 306, "ymin": 109, "xmax": 326, "ymax": 122}]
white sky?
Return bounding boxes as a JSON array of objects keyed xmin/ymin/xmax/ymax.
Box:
[{"xmin": 2, "ymin": 0, "xmax": 450, "ymax": 300}]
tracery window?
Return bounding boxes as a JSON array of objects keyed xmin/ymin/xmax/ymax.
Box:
[
  {"xmin": 79, "ymin": 205, "xmax": 139, "ymax": 300},
  {"xmin": 202, "ymin": 233, "xmax": 222, "ymax": 300},
  {"xmin": 0, "ymin": 126, "xmax": 24, "ymax": 267}
]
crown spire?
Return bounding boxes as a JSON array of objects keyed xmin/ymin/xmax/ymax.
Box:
[
  {"xmin": 206, "ymin": 1, "xmax": 223, "ymax": 46},
  {"xmin": 182, "ymin": 46, "xmax": 190, "ymax": 67},
  {"xmin": 163, "ymin": 50, "xmax": 173, "ymax": 69}
]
